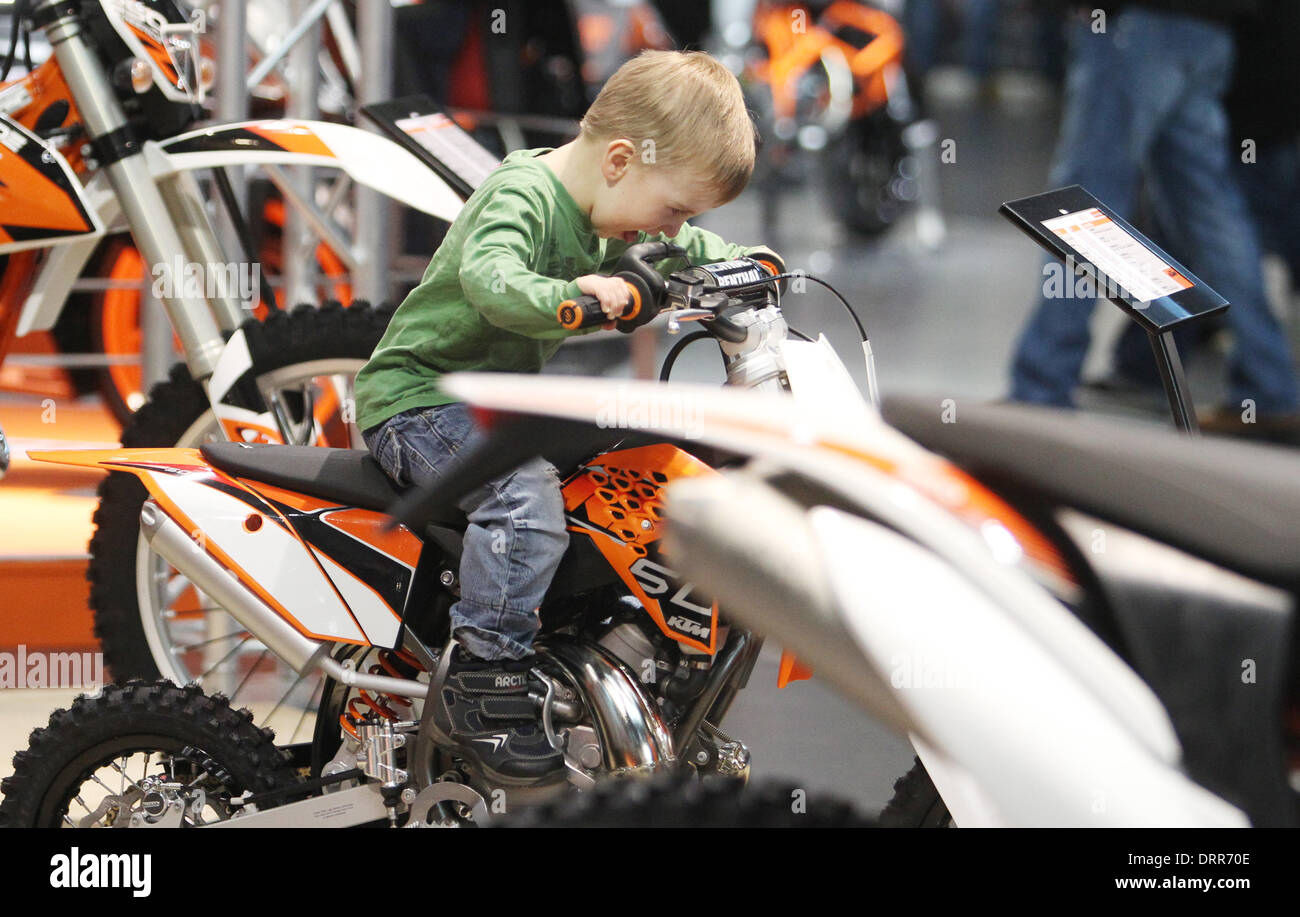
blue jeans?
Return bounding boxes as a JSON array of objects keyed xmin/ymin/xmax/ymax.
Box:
[
  {"xmin": 903, "ymin": 0, "xmax": 1003, "ymax": 78},
  {"xmin": 364, "ymin": 403, "xmax": 569, "ymax": 661},
  {"xmin": 1009, "ymin": 9, "xmax": 1299, "ymax": 414},
  {"xmin": 1234, "ymin": 138, "xmax": 1300, "ymax": 287}
]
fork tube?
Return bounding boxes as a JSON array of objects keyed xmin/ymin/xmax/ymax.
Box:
[
  {"xmin": 157, "ymin": 170, "xmax": 246, "ymax": 332},
  {"xmin": 39, "ymin": 4, "xmax": 226, "ymax": 380}
]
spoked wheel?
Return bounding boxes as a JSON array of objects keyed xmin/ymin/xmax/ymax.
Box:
[
  {"xmin": 825, "ymin": 110, "xmax": 917, "ymax": 237},
  {"xmin": 90, "ymin": 198, "xmax": 352, "ymax": 425},
  {"xmin": 0, "ymin": 682, "xmax": 300, "ymax": 828},
  {"xmin": 89, "ymin": 302, "xmax": 392, "ymax": 747}
]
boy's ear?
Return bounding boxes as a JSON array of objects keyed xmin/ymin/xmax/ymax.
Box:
[{"xmin": 602, "ymin": 139, "xmax": 637, "ymax": 183}]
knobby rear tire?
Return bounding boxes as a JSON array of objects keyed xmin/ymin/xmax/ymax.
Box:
[{"xmin": 499, "ymin": 772, "xmax": 879, "ymax": 828}]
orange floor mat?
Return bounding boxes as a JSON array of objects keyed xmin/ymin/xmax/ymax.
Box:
[{"xmin": 0, "ymin": 394, "xmax": 120, "ymax": 652}]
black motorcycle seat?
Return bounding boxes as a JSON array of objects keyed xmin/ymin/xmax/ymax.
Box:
[
  {"xmin": 200, "ymin": 442, "xmax": 468, "ymax": 528},
  {"xmin": 880, "ymin": 395, "xmax": 1300, "ymax": 590}
]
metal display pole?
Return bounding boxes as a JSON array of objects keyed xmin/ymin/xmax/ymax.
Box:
[
  {"xmin": 1148, "ymin": 329, "xmax": 1199, "ymax": 435},
  {"xmin": 283, "ymin": 0, "xmax": 322, "ymax": 309},
  {"xmin": 215, "ymin": 0, "xmax": 249, "ymax": 275},
  {"xmin": 355, "ymin": 0, "xmax": 395, "ymax": 306}
]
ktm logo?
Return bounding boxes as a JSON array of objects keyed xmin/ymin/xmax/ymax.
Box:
[
  {"xmin": 629, "ymin": 558, "xmax": 714, "ymax": 641},
  {"xmin": 666, "ymin": 616, "xmax": 710, "ymax": 638}
]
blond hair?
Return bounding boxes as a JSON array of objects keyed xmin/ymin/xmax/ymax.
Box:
[{"xmin": 580, "ymin": 50, "xmax": 757, "ymax": 203}]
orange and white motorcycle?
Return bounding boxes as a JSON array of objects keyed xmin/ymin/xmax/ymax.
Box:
[
  {"xmin": 0, "ymin": 242, "xmax": 870, "ymax": 827},
  {"xmin": 0, "ymin": 0, "xmax": 479, "ymax": 709}
]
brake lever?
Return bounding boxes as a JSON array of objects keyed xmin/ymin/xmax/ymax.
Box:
[{"xmin": 664, "ymin": 308, "xmax": 715, "ymax": 334}]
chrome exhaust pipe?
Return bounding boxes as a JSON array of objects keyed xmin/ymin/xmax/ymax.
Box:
[
  {"xmin": 140, "ymin": 500, "xmax": 425, "ymax": 698},
  {"xmin": 536, "ymin": 636, "xmax": 675, "ymax": 774}
]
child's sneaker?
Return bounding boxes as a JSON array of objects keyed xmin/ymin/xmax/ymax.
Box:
[{"xmin": 434, "ymin": 645, "xmax": 566, "ymax": 785}]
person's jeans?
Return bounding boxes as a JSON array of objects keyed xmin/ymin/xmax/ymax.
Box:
[
  {"xmin": 1234, "ymin": 137, "xmax": 1300, "ymax": 288},
  {"xmin": 1009, "ymin": 9, "xmax": 1299, "ymax": 414},
  {"xmin": 364, "ymin": 403, "xmax": 569, "ymax": 661}
]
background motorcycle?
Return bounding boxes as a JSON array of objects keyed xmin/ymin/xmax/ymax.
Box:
[
  {"xmin": 0, "ymin": 0, "xmax": 468, "ymax": 728},
  {"xmin": 736, "ymin": 0, "xmax": 921, "ymax": 237}
]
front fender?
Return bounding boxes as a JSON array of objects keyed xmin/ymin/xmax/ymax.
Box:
[
  {"xmin": 13, "ymin": 120, "xmax": 467, "ymax": 337},
  {"xmin": 160, "ymin": 119, "xmax": 465, "ymax": 222}
]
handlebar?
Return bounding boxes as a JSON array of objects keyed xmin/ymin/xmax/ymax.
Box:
[{"xmin": 553, "ymin": 241, "xmax": 786, "ymax": 339}]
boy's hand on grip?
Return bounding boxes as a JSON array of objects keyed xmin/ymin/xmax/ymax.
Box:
[{"xmin": 575, "ymin": 274, "xmax": 635, "ymax": 323}]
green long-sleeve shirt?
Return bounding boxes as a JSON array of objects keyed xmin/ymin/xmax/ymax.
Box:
[{"xmin": 354, "ymin": 147, "xmax": 762, "ymax": 433}]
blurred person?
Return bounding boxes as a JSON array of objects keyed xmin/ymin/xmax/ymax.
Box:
[
  {"xmin": 1221, "ymin": 0, "xmax": 1300, "ymax": 288},
  {"xmin": 1007, "ymin": 0, "xmax": 1300, "ymax": 441},
  {"xmin": 903, "ymin": 0, "xmax": 1004, "ymax": 105},
  {"xmin": 1106, "ymin": 0, "xmax": 1300, "ymax": 423}
]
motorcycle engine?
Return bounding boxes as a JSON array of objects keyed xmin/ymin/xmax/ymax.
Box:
[{"xmin": 596, "ymin": 598, "xmax": 715, "ymax": 724}]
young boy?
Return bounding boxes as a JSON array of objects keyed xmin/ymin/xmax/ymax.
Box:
[{"xmin": 354, "ymin": 50, "xmax": 772, "ymax": 785}]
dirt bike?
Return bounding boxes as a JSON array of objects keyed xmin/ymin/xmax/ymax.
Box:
[
  {"xmin": 0, "ymin": 0, "xmax": 474, "ymax": 731},
  {"xmin": 0, "ymin": 241, "xmax": 881, "ymax": 827},
  {"xmin": 737, "ymin": 0, "xmax": 920, "ymax": 237},
  {"xmin": 422, "ymin": 370, "xmax": 1268, "ymax": 826}
]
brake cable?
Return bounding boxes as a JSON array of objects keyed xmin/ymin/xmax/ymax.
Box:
[
  {"xmin": 658, "ymin": 322, "xmax": 815, "ymax": 383},
  {"xmin": 0, "ymin": 0, "xmax": 30, "ymax": 83}
]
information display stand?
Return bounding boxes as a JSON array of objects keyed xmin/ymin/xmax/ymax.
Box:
[
  {"xmin": 361, "ymin": 95, "xmax": 502, "ymax": 202},
  {"xmin": 1000, "ymin": 186, "xmax": 1229, "ymax": 433}
]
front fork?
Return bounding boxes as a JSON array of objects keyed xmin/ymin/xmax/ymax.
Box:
[
  {"xmin": 39, "ymin": 2, "xmax": 272, "ymax": 435},
  {"xmin": 673, "ymin": 627, "xmax": 761, "ymax": 780}
]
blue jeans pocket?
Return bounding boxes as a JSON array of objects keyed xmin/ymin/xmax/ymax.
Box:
[{"xmin": 367, "ymin": 404, "xmax": 477, "ymax": 490}]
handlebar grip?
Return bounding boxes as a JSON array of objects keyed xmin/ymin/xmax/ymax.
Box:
[
  {"xmin": 556, "ymin": 278, "xmax": 643, "ymax": 330},
  {"xmin": 556, "ymin": 295, "xmax": 607, "ymax": 330}
]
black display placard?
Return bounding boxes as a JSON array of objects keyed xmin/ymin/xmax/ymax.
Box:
[{"xmin": 1000, "ymin": 185, "xmax": 1228, "ymax": 333}]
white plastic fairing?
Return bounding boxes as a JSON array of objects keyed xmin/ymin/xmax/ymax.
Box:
[
  {"xmin": 779, "ymin": 334, "xmax": 873, "ymax": 420},
  {"xmin": 161, "ymin": 121, "xmax": 465, "ymax": 222},
  {"xmin": 14, "ymin": 174, "xmax": 119, "ymax": 336},
  {"xmin": 149, "ymin": 474, "xmax": 368, "ymax": 644},
  {"xmin": 911, "ymin": 737, "xmax": 1006, "ymax": 828},
  {"xmin": 808, "ymin": 505, "xmax": 1247, "ymax": 827},
  {"xmin": 310, "ymin": 548, "xmax": 403, "ymax": 649}
]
